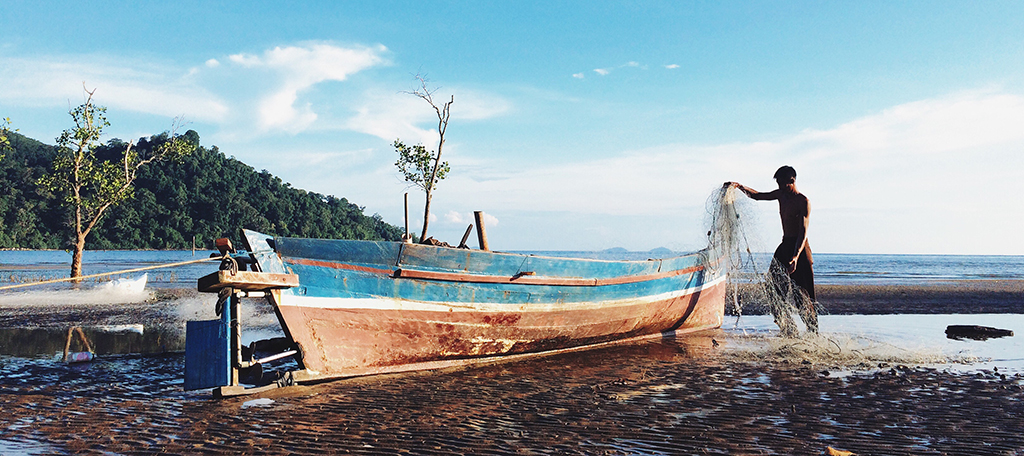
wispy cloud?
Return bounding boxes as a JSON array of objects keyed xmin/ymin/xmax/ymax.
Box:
[
  {"xmin": 460, "ymin": 90, "xmax": 1024, "ymax": 211},
  {"xmin": 664, "ymin": 64, "xmax": 680, "ymax": 69},
  {"xmin": 422, "ymin": 89, "xmax": 1024, "ymax": 253},
  {"xmin": 584, "ymin": 61, "xmax": 647, "ymax": 78},
  {"xmin": 345, "ymin": 87, "xmax": 510, "ymax": 145},
  {"xmin": 443, "ymin": 210, "xmax": 499, "ymax": 227},
  {"xmin": 227, "ymin": 43, "xmax": 388, "ymax": 133},
  {"xmin": 0, "ymin": 53, "xmax": 229, "ymax": 122}
]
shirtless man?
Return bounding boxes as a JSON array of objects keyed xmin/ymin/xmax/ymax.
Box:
[{"xmin": 726, "ymin": 165, "xmax": 818, "ymax": 334}]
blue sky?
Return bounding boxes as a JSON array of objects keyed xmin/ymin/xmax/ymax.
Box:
[{"xmin": 3, "ymin": 1, "xmax": 1024, "ymax": 254}]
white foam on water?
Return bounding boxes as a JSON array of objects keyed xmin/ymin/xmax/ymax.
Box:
[
  {"xmin": 92, "ymin": 324, "xmax": 145, "ymax": 334},
  {"xmin": 0, "ymin": 275, "xmax": 152, "ymax": 307}
]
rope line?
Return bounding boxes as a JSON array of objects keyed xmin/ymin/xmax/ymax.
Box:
[{"xmin": 0, "ymin": 256, "xmax": 222, "ymax": 291}]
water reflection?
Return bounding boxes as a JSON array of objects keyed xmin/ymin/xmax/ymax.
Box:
[{"xmin": 0, "ymin": 325, "xmax": 185, "ymax": 358}]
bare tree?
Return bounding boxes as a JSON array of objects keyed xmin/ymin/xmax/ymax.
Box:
[{"xmin": 394, "ymin": 75, "xmax": 453, "ymax": 241}]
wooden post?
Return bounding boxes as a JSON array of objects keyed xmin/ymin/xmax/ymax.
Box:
[
  {"xmin": 403, "ymin": 193, "xmax": 410, "ymax": 242},
  {"xmin": 474, "ymin": 211, "xmax": 490, "ymax": 251},
  {"xmin": 192, "ymin": 235, "xmax": 196, "ymax": 256},
  {"xmin": 458, "ymin": 224, "xmax": 474, "ymax": 249},
  {"xmin": 230, "ymin": 290, "xmax": 241, "ymax": 386}
]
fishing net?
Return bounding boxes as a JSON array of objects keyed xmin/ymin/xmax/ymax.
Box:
[{"xmin": 704, "ymin": 185, "xmax": 819, "ymax": 337}]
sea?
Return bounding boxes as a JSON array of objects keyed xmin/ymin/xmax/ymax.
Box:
[
  {"xmin": 1, "ymin": 250, "xmax": 1023, "ymax": 454},
  {"xmin": 4, "ymin": 249, "xmax": 1024, "ymax": 287}
]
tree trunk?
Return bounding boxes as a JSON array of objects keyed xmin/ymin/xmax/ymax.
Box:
[
  {"xmin": 420, "ymin": 191, "xmax": 432, "ymax": 241},
  {"xmin": 70, "ymin": 233, "xmax": 86, "ymax": 280}
]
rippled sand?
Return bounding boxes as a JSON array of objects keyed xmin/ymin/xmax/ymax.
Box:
[
  {"xmin": 2, "ymin": 282, "xmax": 1023, "ymax": 454},
  {"xmin": 2, "ymin": 334, "xmax": 1023, "ymax": 455}
]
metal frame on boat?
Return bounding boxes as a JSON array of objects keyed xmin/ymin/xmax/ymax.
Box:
[{"xmin": 188, "ymin": 229, "xmax": 727, "ymax": 397}]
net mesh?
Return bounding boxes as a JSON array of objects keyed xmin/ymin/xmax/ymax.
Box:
[{"xmin": 704, "ymin": 185, "xmax": 819, "ymax": 337}]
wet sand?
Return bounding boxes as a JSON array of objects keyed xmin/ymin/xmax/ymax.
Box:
[
  {"xmin": 818, "ymin": 280, "xmax": 1024, "ymax": 314},
  {"xmin": 729, "ymin": 279, "xmax": 1024, "ymax": 315},
  {"xmin": 2, "ymin": 282, "xmax": 1023, "ymax": 454},
  {"xmin": 2, "ymin": 336, "xmax": 1023, "ymax": 455}
]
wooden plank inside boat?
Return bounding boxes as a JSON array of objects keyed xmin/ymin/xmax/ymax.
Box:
[{"xmin": 197, "ymin": 270, "xmax": 299, "ymax": 293}]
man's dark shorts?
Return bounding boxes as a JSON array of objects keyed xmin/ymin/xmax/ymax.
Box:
[{"xmin": 774, "ymin": 236, "xmax": 814, "ymax": 301}]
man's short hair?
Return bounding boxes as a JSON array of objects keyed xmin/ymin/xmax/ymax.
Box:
[{"xmin": 773, "ymin": 165, "xmax": 796, "ymax": 183}]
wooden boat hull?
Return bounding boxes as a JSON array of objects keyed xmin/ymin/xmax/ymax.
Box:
[{"xmin": 243, "ymin": 230, "xmax": 726, "ymax": 382}]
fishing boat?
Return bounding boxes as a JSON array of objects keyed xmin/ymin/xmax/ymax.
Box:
[{"xmin": 187, "ymin": 226, "xmax": 728, "ymax": 396}]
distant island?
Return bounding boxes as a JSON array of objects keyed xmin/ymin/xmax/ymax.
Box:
[
  {"xmin": 0, "ymin": 131, "xmax": 403, "ymax": 250},
  {"xmin": 601, "ymin": 247, "xmax": 629, "ymax": 254},
  {"xmin": 602, "ymin": 247, "xmax": 675, "ymax": 255}
]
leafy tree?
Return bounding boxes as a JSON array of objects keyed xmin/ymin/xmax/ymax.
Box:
[
  {"xmin": 0, "ymin": 129, "xmax": 403, "ymax": 252},
  {"xmin": 38, "ymin": 88, "xmax": 195, "ymax": 278},
  {"xmin": 0, "ymin": 117, "xmax": 15, "ymax": 161},
  {"xmin": 394, "ymin": 75, "xmax": 453, "ymax": 242}
]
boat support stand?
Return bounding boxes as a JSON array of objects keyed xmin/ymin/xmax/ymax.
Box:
[{"xmin": 188, "ymin": 248, "xmax": 300, "ymax": 398}]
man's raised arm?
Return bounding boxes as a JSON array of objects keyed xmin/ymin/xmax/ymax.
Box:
[{"xmin": 724, "ymin": 182, "xmax": 779, "ymax": 201}]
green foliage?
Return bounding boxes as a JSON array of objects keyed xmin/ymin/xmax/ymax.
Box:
[
  {"xmin": 0, "ymin": 117, "xmax": 16, "ymax": 161},
  {"xmin": 0, "ymin": 132, "xmax": 62, "ymax": 248},
  {"xmin": 0, "ymin": 130, "xmax": 403, "ymax": 250},
  {"xmin": 38, "ymin": 100, "xmax": 114, "ymax": 207},
  {"xmin": 39, "ymin": 97, "xmax": 196, "ymax": 228},
  {"xmin": 393, "ymin": 140, "xmax": 449, "ymax": 192}
]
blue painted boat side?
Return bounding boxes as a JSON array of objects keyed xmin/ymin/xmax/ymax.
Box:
[
  {"xmin": 265, "ymin": 232, "xmax": 708, "ymax": 279},
  {"xmin": 240, "ymin": 230, "xmax": 719, "ymax": 306},
  {"xmin": 284, "ymin": 259, "xmax": 711, "ymax": 304}
]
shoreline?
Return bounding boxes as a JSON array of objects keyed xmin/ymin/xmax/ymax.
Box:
[
  {"xmin": 726, "ymin": 279, "xmax": 1024, "ymax": 316},
  {"xmin": 817, "ymin": 279, "xmax": 1024, "ymax": 315}
]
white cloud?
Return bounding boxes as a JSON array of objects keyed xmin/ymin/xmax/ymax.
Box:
[
  {"xmin": 665, "ymin": 64, "xmax": 680, "ymax": 69},
  {"xmin": 227, "ymin": 43, "xmax": 388, "ymax": 133},
  {"xmin": 573, "ymin": 73, "xmax": 585, "ymax": 79},
  {"xmin": 205, "ymin": 59, "xmax": 220, "ymax": 68},
  {"xmin": 442, "ymin": 210, "xmax": 499, "ymax": 228},
  {"xmin": 345, "ymin": 87, "xmax": 509, "ymax": 144},
  {"xmin": 430, "ymin": 90, "xmax": 1024, "ymax": 254},
  {"xmin": 444, "ymin": 210, "xmax": 467, "ymax": 224},
  {"xmin": 587, "ymin": 62, "xmax": 647, "ymax": 77},
  {"xmin": 481, "ymin": 212, "xmax": 499, "ymax": 227},
  {"xmin": 0, "ymin": 54, "xmax": 229, "ymax": 122}
]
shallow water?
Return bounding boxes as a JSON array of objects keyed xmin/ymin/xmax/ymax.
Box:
[
  {"xmin": 2, "ymin": 315, "xmax": 1023, "ymax": 455},
  {"xmin": 726, "ymin": 314, "xmax": 1024, "ymax": 374}
]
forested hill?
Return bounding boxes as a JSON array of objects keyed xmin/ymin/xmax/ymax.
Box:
[{"xmin": 0, "ymin": 130, "xmax": 403, "ymax": 250}]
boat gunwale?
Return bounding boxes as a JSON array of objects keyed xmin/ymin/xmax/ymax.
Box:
[
  {"xmin": 270, "ymin": 235, "xmax": 711, "ymax": 265},
  {"xmin": 280, "ymin": 252, "xmax": 711, "ymax": 287}
]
